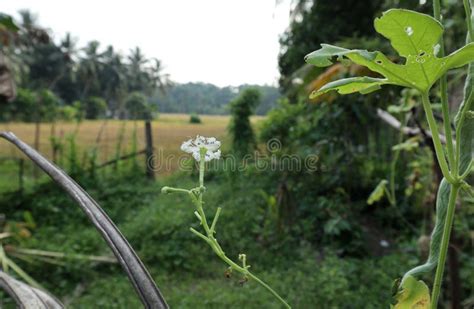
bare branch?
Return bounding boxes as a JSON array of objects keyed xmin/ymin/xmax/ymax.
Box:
[{"xmin": 377, "ymin": 108, "xmax": 449, "ymax": 144}]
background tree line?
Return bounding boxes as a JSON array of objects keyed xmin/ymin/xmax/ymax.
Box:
[
  {"xmin": 153, "ymin": 82, "xmax": 279, "ymax": 115},
  {"xmin": 0, "ymin": 10, "xmax": 281, "ymax": 122},
  {"xmin": 0, "ymin": 10, "xmax": 167, "ymax": 121}
]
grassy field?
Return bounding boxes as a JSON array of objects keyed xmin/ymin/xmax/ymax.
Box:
[
  {"xmin": 0, "ymin": 113, "xmax": 264, "ymax": 173},
  {"xmin": 0, "ymin": 114, "xmax": 264, "ymax": 193}
]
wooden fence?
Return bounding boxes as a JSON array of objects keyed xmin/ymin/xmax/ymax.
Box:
[{"xmin": 0, "ymin": 120, "xmax": 156, "ymax": 194}]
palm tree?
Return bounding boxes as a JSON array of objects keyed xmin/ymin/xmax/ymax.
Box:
[
  {"xmin": 127, "ymin": 47, "xmax": 149, "ymax": 93},
  {"xmin": 101, "ymin": 46, "xmax": 127, "ymax": 117},
  {"xmin": 15, "ymin": 10, "xmax": 57, "ymax": 157},
  {"xmin": 17, "ymin": 10, "xmax": 49, "ymax": 47},
  {"xmin": 46, "ymin": 33, "xmax": 77, "ymax": 90},
  {"xmin": 77, "ymin": 40, "xmax": 102, "ymax": 100},
  {"xmin": 148, "ymin": 58, "xmax": 171, "ymax": 95},
  {"xmin": 0, "ymin": 13, "xmax": 19, "ymax": 102},
  {"xmin": 60, "ymin": 33, "xmax": 78, "ymax": 63}
]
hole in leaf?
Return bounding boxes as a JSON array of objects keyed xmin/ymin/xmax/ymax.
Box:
[
  {"xmin": 419, "ymin": 51, "xmax": 426, "ymax": 57},
  {"xmin": 375, "ymin": 60, "xmax": 383, "ymax": 65},
  {"xmin": 415, "ymin": 57, "xmax": 426, "ymax": 64}
]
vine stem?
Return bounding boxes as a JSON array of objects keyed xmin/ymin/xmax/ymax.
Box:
[
  {"xmin": 247, "ymin": 272, "xmax": 291, "ymax": 308},
  {"xmin": 433, "ymin": 0, "xmax": 456, "ymax": 171},
  {"xmin": 191, "ymin": 150, "xmax": 291, "ymax": 309},
  {"xmin": 216, "ymin": 252, "xmax": 291, "ymax": 308},
  {"xmin": 430, "ymin": 184, "xmax": 460, "ymax": 308},
  {"xmin": 456, "ymin": 0, "xmax": 474, "ymax": 175},
  {"xmin": 464, "ymin": 0, "xmax": 474, "ymax": 42},
  {"xmin": 455, "ymin": 90, "xmax": 474, "ymax": 171},
  {"xmin": 420, "ymin": 93, "xmax": 455, "ymax": 183},
  {"xmin": 429, "ymin": 1, "xmax": 473, "ymax": 307}
]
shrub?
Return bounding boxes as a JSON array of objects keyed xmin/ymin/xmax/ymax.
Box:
[
  {"xmin": 228, "ymin": 88, "xmax": 261, "ymax": 157},
  {"xmin": 58, "ymin": 105, "xmax": 79, "ymax": 121},
  {"xmin": 189, "ymin": 113, "xmax": 201, "ymax": 124},
  {"xmin": 125, "ymin": 92, "xmax": 155, "ymax": 120},
  {"xmin": 84, "ymin": 96, "xmax": 107, "ymax": 119}
]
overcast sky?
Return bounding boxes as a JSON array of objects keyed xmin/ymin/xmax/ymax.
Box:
[{"xmin": 3, "ymin": 0, "xmax": 292, "ymax": 87}]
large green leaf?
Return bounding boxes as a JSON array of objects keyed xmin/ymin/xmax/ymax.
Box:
[
  {"xmin": 392, "ymin": 275, "xmax": 430, "ymax": 309},
  {"xmin": 374, "ymin": 9, "xmax": 443, "ymax": 58},
  {"xmin": 305, "ymin": 9, "xmax": 474, "ymax": 96}
]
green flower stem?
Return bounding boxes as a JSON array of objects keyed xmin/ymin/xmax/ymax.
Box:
[
  {"xmin": 420, "ymin": 92, "xmax": 455, "ymax": 183},
  {"xmin": 197, "ymin": 231, "xmax": 292, "ymax": 309},
  {"xmin": 246, "ymin": 272, "xmax": 290, "ymax": 307},
  {"xmin": 187, "ymin": 150, "xmax": 291, "ymax": 309},
  {"xmin": 210, "ymin": 207, "xmax": 221, "ymax": 233},
  {"xmin": 430, "ymin": 184, "xmax": 460, "ymax": 308},
  {"xmin": 161, "ymin": 186, "xmax": 190, "ymax": 194},
  {"xmin": 433, "ymin": 0, "xmax": 456, "ymax": 170}
]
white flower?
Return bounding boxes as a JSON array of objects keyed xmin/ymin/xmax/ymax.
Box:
[{"xmin": 181, "ymin": 135, "xmax": 221, "ymax": 162}]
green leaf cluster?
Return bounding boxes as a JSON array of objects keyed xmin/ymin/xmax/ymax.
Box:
[{"xmin": 305, "ymin": 9, "xmax": 474, "ymax": 98}]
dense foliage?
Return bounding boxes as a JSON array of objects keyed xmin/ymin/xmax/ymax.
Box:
[{"xmin": 0, "ymin": 170, "xmax": 422, "ymax": 307}]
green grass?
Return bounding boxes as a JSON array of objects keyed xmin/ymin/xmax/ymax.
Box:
[{"xmin": 0, "ymin": 170, "xmax": 413, "ymax": 308}]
